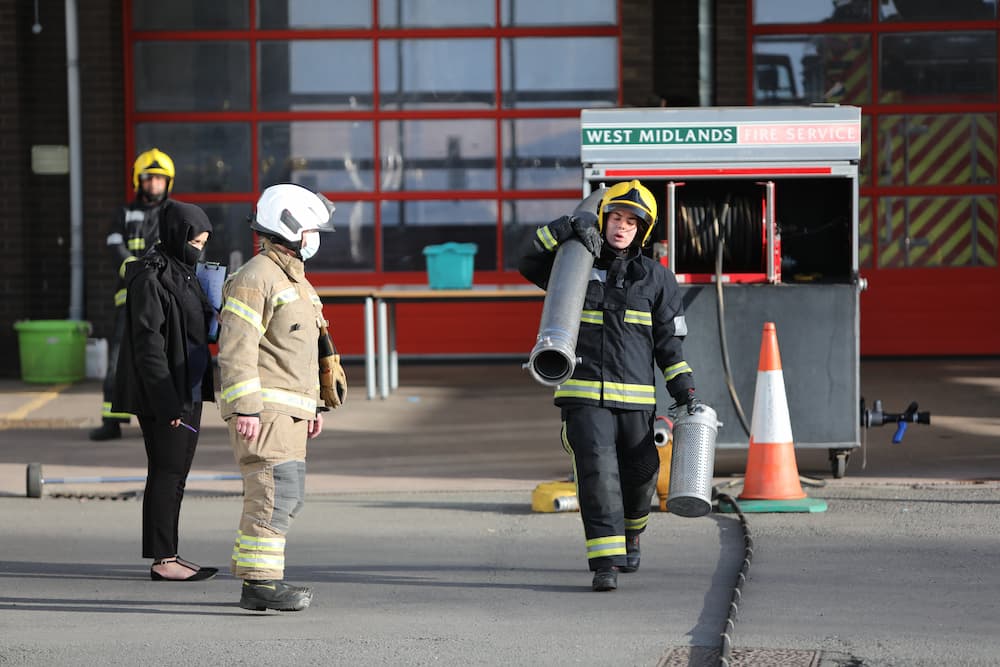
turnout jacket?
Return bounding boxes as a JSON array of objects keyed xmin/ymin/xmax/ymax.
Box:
[
  {"xmin": 519, "ymin": 227, "xmax": 694, "ymax": 410},
  {"xmin": 217, "ymin": 239, "xmax": 324, "ymax": 421},
  {"xmin": 106, "ymin": 196, "xmax": 169, "ymax": 307}
]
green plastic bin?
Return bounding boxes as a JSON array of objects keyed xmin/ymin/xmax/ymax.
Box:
[{"xmin": 13, "ymin": 320, "xmax": 91, "ymax": 383}]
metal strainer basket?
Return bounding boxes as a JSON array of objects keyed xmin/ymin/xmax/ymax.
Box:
[{"xmin": 666, "ymin": 404, "xmax": 721, "ymax": 517}]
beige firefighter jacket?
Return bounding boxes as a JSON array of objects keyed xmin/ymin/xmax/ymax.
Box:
[{"xmin": 217, "ymin": 239, "xmax": 323, "ymax": 421}]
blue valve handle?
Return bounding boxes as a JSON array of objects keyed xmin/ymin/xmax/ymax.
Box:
[{"xmin": 893, "ymin": 421, "xmax": 908, "ymax": 444}]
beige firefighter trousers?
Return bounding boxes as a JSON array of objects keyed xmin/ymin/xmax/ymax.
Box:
[{"xmin": 228, "ymin": 411, "xmax": 308, "ymax": 581}]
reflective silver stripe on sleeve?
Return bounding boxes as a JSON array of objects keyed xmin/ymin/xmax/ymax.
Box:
[
  {"xmin": 106, "ymin": 232, "xmax": 124, "ymax": 246},
  {"xmin": 673, "ymin": 315, "xmax": 688, "ymax": 336}
]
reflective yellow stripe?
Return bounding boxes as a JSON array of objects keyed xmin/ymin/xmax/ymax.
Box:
[
  {"xmin": 624, "ymin": 309, "xmax": 652, "ymax": 326},
  {"xmin": 603, "ymin": 381, "xmax": 656, "ymax": 404},
  {"xmin": 232, "ymin": 530, "xmax": 286, "ymax": 569},
  {"xmin": 663, "ymin": 361, "xmax": 693, "ymax": 382},
  {"xmin": 118, "ymin": 256, "xmax": 137, "ymax": 279},
  {"xmin": 536, "ymin": 225, "xmax": 557, "ymax": 251},
  {"xmin": 587, "ymin": 535, "xmax": 626, "ymax": 559},
  {"xmin": 625, "ymin": 515, "xmax": 648, "ymax": 532},
  {"xmin": 271, "ymin": 287, "xmax": 299, "ymax": 307},
  {"xmin": 127, "ymin": 237, "xmax": 146, "ymax": 251},
  {"xmin": 114, "ymin": 289, "xmax": 127, "ymax": 306},
  {"xmin": 221, "ymin": 377, "xmax": 262, "ymax": 402},
  {"xmin": 580, "ymin": 310, "xmax": 603, "ymax": 325},
  {"xmin": 261, "ymin": 388, "xmax": 317, "ymax": 413},
  {"xmin": 101, "ymin": 402, "xmax": 132, "ymax": 419},
  {"xmin": 555, "ymin": 379, "xmax": 602, "ymax": 401},
  {"xmin": 223, "ymin": 297, "xmax": 265, "ymax": 335}
]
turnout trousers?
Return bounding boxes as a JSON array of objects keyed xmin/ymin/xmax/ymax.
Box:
[
  {"xmin": 229, "ymin": 412, "xmax": 308, "ymax": 581},
  {"xmin": 561, "ymin": 406, "xmax": 659, "ymax": 571}
]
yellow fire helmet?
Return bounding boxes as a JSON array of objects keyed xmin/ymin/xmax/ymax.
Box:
[
  {"xmin": 598, "ymin": 179, "xmax": 658, "ymax": 246},
  {"xmin": 132, "ymin": 148, "xmax": 175, "ymax": 192}
]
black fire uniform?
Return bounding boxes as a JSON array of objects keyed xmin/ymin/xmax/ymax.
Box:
[
  {"xmin": 99, "ymin": 197, "xmax": 169, "ymax": 424},
  {"xmin": 520, "ymin": 226, "xmax": 694, "ymax": 572}
]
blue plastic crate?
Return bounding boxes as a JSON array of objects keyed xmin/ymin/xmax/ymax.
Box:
[{"xmin": 423, "ymin": 242, "xmax": 477, "ymax": 289}]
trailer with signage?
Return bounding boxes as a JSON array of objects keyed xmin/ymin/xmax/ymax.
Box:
[{"xmin": 580, "ymin": 105, "xmax": 863, "ymax": 477}]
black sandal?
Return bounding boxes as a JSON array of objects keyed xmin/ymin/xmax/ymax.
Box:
[{"xmin": 150, "ymin": 556, "xmax": 219, "ymax": 582}]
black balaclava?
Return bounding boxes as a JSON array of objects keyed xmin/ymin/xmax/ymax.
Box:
[{"xmin": 160, "ymin": 200, "xmax": 213, "ymax": 266}]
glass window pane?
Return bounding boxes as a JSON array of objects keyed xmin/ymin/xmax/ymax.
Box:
[
  {"xmin": 503, "ymin": 118, "xmax": 580, "ymax": 190},
  {"xmin": 880, "ymin": 32, "xmax": 996, "ymax": 103},
  {"xmin": 502, "ymin": 198, "xmax": 578, "ymax": 270},
  {"xmin": 134, "ymin": 123, "xmax": 252, "ymax": 192},
  {"xmin": 879, "ymin": 1, "xmax": 996, "ymax": 21},
  {"xmin": 259, "ymin": 41, "xmax": 373, "ymax": 111},
  {"xmin": 877, "ymin": 196, "xmax": 998, "ymax": 268},
  {"xmin": 753, "ymin": 35, "xmax": 870, "ymax": 106},
  {"xmin": 134, "ymin": 41, "xmax": 249, "ymax": 112},
  {"xmin": 502, "ymin": 0, "xmax": 616, "ymax": 25},
  {"xmin": 258, "ymin": 0, "xmax": 372, "ymax": 28},
  {"xmin": 307, "ymin": 200, "xmax": 376, "ymax": 272},
  {"xmin": 199, "ymin": 204, "xmax": 255, "ymax": 272},
  {"xmin": 503, "ymin": 37, "xmax": 617, "ymax": 108},
  {"xmin": 877, "ymin": 114, "xmax": 998, "ymax": 186},
  {"xmin": 132, "ymin": 0, "xmax": 249, "ymax": 30},
  {"xmin": 260, "ymin": 121, "xmax": 374, "ymax": 191},
  {"xmin": 380, "ymin": 39, "xmax": 494, "ymax": 109},
  {"xmin": 379, "ymin": 0, "xmax": 493, "ymax": 27},
  {"xmin": 382, "ymin": 200, "xmax": 497, "ymax": 272},
  {"xmin": 860, "ymin": 115, "xmax": 872, "ymax": 186},
  {"xmin": 379, "ymin": 120, "xmax": 496, "ymax": 191},
  {"xmin": 754, "ymin": 0, "xmax": 869, "ymax": 24}
]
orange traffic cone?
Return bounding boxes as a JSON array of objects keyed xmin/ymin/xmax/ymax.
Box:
[{"xmin": 724, "ymin": 322, "xmax": 827, "ymax": 513}]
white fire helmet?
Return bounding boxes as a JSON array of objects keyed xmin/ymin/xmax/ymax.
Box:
[{"xmin": 250, "ymin": 183, "xmax": 336, "ymax": 245}]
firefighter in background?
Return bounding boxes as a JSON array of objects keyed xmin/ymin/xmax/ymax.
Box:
[
  {"xmin": 217, "ymin": 183, "xmax": 346, "ymax": 612},
  {"xmin": 519, "ymin": 180, "xmax": 698, "ymax": 592},
  {"xmin": 89, "ymin": 148, "xmax": 176, "ymax": 441}
]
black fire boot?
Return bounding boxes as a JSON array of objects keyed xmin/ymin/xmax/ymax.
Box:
[
  {"xmin": 89, "ymin": 421, "xmax": 122, "ymax": 441},
  {"xmin": 240, "ymin": 579, "xmax": 313, "ymax": 612},
  {"xmin": 591, "ymin": 566, "xmax": 619, "ymax": 592},
  {"xmin": 620, "ymin": 534, "xmax": 640, "ymax": 573}
]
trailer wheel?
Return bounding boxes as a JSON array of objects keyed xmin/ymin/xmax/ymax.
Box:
[
  {"xmin": 828, "ymin": 450, "xmax": 849, "ymax": 479},
  {"xmin": 26, "ymin": 462, "xmax": 43, "ymax": 498}
]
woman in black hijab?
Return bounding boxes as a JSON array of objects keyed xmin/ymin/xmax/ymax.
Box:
[{"xmin": 113, "ymin": 200, "xmax": 218, "ymax": 581}]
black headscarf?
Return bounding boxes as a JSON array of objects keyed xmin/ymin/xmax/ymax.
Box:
[{"xmin": 160, "ymin": 200, "xmax": 213, "ymax": 266}]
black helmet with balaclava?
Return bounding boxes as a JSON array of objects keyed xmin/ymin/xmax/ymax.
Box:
[{"xmin": 159, "ymin": 200, "xmax": 212, "ymax": 266}]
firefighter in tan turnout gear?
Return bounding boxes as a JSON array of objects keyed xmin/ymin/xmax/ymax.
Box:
[
  {"xmin": 519, "ymin": 180, "xmax": 698, "ymax": 592},
  {"xmin": 217, "ymin": 183, "xmax": 346, "ymax": 612}
]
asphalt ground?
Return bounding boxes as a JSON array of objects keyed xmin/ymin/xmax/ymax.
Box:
[{"xmin": 0, "ymin": 359, "xmax": 998, "ymax": 666}]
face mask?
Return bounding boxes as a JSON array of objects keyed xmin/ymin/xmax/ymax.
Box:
[
  {"xmin": 182, "ymin": 243, "xmax": 203, "ymax": 266},
  {"xmin": 299, "ymin": 233, "xmax": 319, "ymax": 261}
]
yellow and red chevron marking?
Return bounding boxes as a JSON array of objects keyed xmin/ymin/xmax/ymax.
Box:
[
  {"xmin": 878, "ymin": 113, "xmax": 997, "ymax": 186},
  {"xmin": 859, "ymin": 196, "xmax": 873, "ymax": 268},
  {"xmin": 878, "ymin": 115, "xmax": 906, "ymax": 185},
  {"xmin": 975, "ymin": 198, "xmax": 998, "ymax": 266},
  {"xmin": 877, "ymin": 197, "xmax": 906, "ymax": 268},
  {"xmin": 907, "ymin": 196, "xmax": 973, "ymax": 267}
]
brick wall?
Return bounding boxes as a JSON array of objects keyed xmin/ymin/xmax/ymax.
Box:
[{"xmin": 0, "ymin": 0, "xmax": 122, "ymax": 378}]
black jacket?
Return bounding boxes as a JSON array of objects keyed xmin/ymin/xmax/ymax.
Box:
[
  {"xmin": 520, "ymin": 228, "xmax": 694, "ymax": 410},
  {"xmin": 112, "ymin": 202, "xmax": 214, "ymax": 420},
  {"xmin": 106, "ymin": 196, "xmax": 169, "ymax": 307}
]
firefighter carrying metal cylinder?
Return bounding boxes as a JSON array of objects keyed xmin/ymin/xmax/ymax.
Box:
[
  {"xmin": 217, "ymin": 183, "xmax": 346, "ymax": 612},
  {"xmin": 519, "ymin": 180, "xmax": 699, "ymax": 592}
]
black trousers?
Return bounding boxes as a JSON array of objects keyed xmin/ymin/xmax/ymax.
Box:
[
  {"xmin": 561, "ymin": 406, "xmax": 659, "ymax": 571},
  {"xmin": 138, "ymin": 402, "xmax": 202, "ymax": 560}
]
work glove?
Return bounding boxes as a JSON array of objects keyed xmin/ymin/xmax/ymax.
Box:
[
  {"xmin": 318, "ymin": 325, "xmax": 347, "ymax": 409},
  {"xmin": 670, "ymin": 388, "xmax": 701, "ymax": 416},
  {"xmin": 547, "ymin": 215, "xmax": 602, "ymax": 257}
]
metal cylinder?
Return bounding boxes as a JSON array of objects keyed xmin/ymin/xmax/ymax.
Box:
[
  {"xmin": 666, "ymin": 404, "xmax": 721, "ymax": 517},
  {"xmin": 527, "ymin": 188, "xmax": 606, "ymax": 386},
  {"xmin": 553, "ymin": 495, "xmax": 580, "ymax": 512}
]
